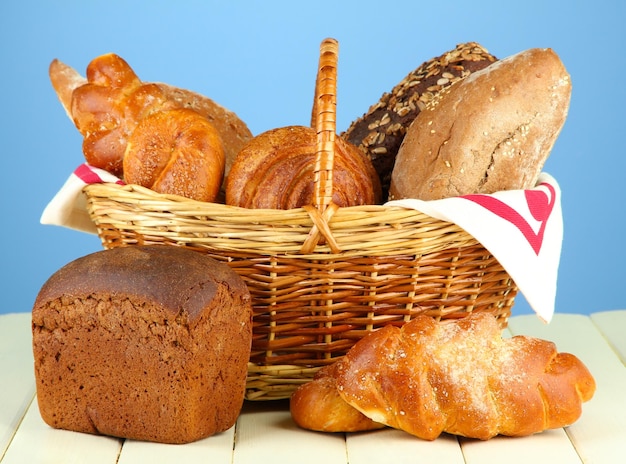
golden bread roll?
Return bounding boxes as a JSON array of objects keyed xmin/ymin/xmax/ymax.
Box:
[
  {"xmin": 225, "ymin": 126, "xmax": 381, "ymax": 209},
  {"xmin": 332, "ymin": 313, "xmax": 595, "ymax": 440},
  {"xmin": 68, "ymin": 54, "xmax": 170, "ymax": 176},
  {"xmin": 389, "ymin": 48, "xmax": 571, "ymax": 201},
  {"xmin": 290, "ymin": 363, "xmax": 384, "ymax": 433},
  {"xmin": 49, "ymin": 54, "xmax": 252, "ymax": 194},
  {"xmin": 123, "ymin": 108, "xmax": 225, "ymax": 202}
]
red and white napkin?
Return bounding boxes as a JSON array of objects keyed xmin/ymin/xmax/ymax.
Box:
[
  {"xmin": 41, "ymin": 164, "xmax": 125, "ymax": 233},
  {"xmin": 41, "ymin": 164, "xmax": 562, "ymax": 322},
  {"xmin": 386, "ymin": 172, "xmax": 562, "ymax": 323}
]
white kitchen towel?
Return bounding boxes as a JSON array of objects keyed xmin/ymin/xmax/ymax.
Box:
[
  {"xmin": 40, "ymin": 163, "xmax": 125, "ymax": 233},
  {"xmin": 41, "ymin": 164, "xmax": 562, "ymax": 322},
  {"xmin": 386, "ymin": 172, "xmax": 562, "ymax": 323}
]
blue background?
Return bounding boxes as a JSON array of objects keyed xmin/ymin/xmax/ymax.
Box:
[{"xmin": 1, "ymin": 0, "xmax": 624, "ymax": 317}]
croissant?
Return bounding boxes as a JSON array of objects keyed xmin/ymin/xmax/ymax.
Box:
[
  {"xmin": 49, "ymin": 54, "xmax": 252, "ymax": 197},
  {"xmin": 291, "ymin": 313, "xmax": 595, "ymax": 440},
  {"xmin": 225, "ymin": 126, "xmax": 381, "ymax": 209},
  {"xmin": 289, "ymin": 363, "xmax": 384, "ymax": 433}
]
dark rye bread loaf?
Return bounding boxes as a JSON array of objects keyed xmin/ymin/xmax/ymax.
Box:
[
  {"xmin": 341, "ymin": 42, "xmax": 497, "ymax": 199},
  {"xmin": 32, "ymin": 245, "xmax": 252, "ymax": 444}
]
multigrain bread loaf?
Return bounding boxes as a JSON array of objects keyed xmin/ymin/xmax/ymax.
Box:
[
  {"xmin": 389, "ymin": 48, "xmax": 571, "ymax": 201},
  {"xmin": 32, "ymin": 245, "xmax": 252, "ymax": 444},
  {"xmin": 342, "ymin": 42, "xmax": 497, "ymax": 198}
]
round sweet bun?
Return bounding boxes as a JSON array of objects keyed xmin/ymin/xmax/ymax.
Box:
[
  {"xmin": 389, "ymin": 48, "xmax": 571, "ymax": 201},
  {"xmin": 123, "ymin": 108, "xmax": 225, "ymax": 202},
  {"xmin": 156, "ymin": 83, "xmax": 253, "ymax": 190}
]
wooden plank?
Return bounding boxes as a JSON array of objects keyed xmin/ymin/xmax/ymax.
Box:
[
  {"xmin": 508, "ymin": 313, "xmax": 626, "ymax": 463},
  {"xmin": 233, "ymin": 400, "xmax": 347, "ymax": 464},
  {"xmin": 347, "ymin": 429, "xmax": 464, "ymax": 464},
  {"xmin": 118, "ymin": 427, "xmax": 235, "ymax": 464},
  {"xmin": 0, "ymin": 313, "xmax": 35, "ymax": 458},
  {"xmin": 460, "ymin": 429, "xmax": 582, "ymax": 463},
  {"xmin": 1, "ymin": 394, "xmax": 123, "ymax": 464},
  {"xmin": 590, "ymin": 310, "xmax": 626, "ymax": 363}
]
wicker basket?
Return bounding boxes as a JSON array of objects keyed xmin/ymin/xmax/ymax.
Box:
[{"xmin": 83, "ymin": 38, "xmax": 517, "ymax": 400}]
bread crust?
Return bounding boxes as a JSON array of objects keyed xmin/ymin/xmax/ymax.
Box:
[
  {"xmin": 290, "ymin": 363, "xmax": 384, "ymax": 432},
  {"xmin": 333, "ymin": 313, "xmax": 595, "ymax": 440},
  {"xmin": 32, "ymin": 245, "xmax": 252, "ymax": 444},
  {"xmin": 389, "ymin": 48, "xmax": 571, "ymax": 201},
  {"xmin": 342, "ymin": 42, "xmax": 497, "ymax": 198},
  {"xmin": 225, "ymin": 126, "xmax": 381, "ymax": 209}
]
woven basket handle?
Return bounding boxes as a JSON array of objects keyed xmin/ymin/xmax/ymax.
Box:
[
  {"xmin": 300, "ymin": 38, "xmax": 341, "ymax": 254},
  {"xmin": 311, "ymin": 38, "xmax": 338, "ymax": 212}
]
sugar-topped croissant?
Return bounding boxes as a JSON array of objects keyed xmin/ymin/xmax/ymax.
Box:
[{"xmin": 290, "ymin": 313, "xmax": 595, "ymax": 440}]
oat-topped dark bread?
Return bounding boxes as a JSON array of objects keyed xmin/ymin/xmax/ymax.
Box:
[
  {"xmin": 32, "ymin": 245, "xmax": 252, "ymax": 444},
  {"xmin": 341, "ymin": 42, "xmax": 497, "ymax": 199}
]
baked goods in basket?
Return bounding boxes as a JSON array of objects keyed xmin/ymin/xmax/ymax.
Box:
[
  {"xmin": 225, "ymin": 125, "xmax": 381, "ymax": 209},
  {"xmin": 49, "ymin": 53, "xmax": 252, "ymax": 199},
  {"xmin": 123, "ymin": 107, "xmax": 225, "ymax": 202},
  {"xmin": 225, "ymin": 39, "xmax": 381, "ymax": 209},
  {"xmin": 290, "ymin": 313, "xmax": 595, "ymax": 440},
  {"xmin": 342, "ymin": 42, "xmax": 497, "ymax": 198},
  {"xmin": 32, "ymin": 245, "xmax": 253, "ymax": 444},
  {"xmin": 389, "ymin": 47, "xmax": 571, "ymax": 201}
]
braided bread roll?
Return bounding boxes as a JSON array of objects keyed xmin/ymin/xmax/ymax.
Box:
[
  {"xmin": 290, "ymin": 363, "xmax": 384, "ymax": 433},
  {"xmin": 49, "ymin": 53, "xmax": 252, "ymax": 199},
  {"xmin": 291, "ymin": 313, "xmax": 595, "ymax": 440}
]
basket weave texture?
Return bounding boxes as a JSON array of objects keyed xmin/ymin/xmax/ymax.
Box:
[{"xmin": 83, "ymin": 39, "xmax": 517, "ymax": 400}]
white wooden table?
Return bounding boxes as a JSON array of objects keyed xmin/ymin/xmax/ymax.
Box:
[{"xmin": 2, "ymin": 311, "xmax": 625, "ymax": 463}]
